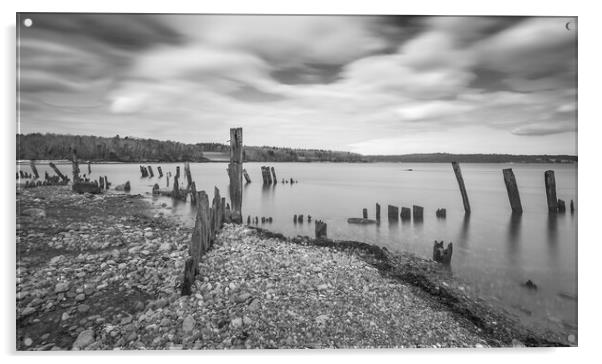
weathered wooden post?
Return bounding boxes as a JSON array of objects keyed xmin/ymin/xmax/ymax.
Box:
[
  {"xmin": 189, "ymin": 182, "xmax": 198, "ymax": 205},
  {"xmin": 228, "ymin": 128, "xmax": 243, "ymax": 224},
  {"xmin": 451, "ymin": 162, "xmax": 470, "ymax": 214},
  {"xmin": 570, "ymin": 200, "xmax": 575, "ymax": 213},
  {"xmin": 544, "ymin": 170, "xmax": 558, "ymax": 213},
  {"xmin": 266, "ymin": 166, "xmax": 273, "ymax": 184},
  {"xmin": 99, "ymin": 177, "xmax": 105, "ymax": 190},
  {"xmin": 413, "ymin": 205, "xmax": 424, "ymax": 220},
  {"xmin": 557, "ymin": 199, "xmax": 566, "ymax": 213},
  {"xmin": 29, "ymin": 160, "xmax": 39, "ymax": 179},
  {"xmin": 166, "ymin": 174, "xmax": 170, "ymax": 188},
  {"xmin": 72, "ymin": 150, "xmax": 81, "ymax": 185},
  {"xmin": 183, "ymin": 190, "xmax": 210, "ymax": 296},
  {"xmin": 157, "ymin": 166, "xmax": 163, "ymax": 178},
  {"xmin": 124, "ymin": 181, "xmax": 131, "ymax": 192},
  {"xmin": 213, "ymin": 187, "xmax": 222, "ymax": 230},
  {"xmin": 502, "ymin": 168, "xmax": 523, "ymax": 214},
  {"xmin": 400, "ymin": 207, "xmax": 411, "ymax": 220},
  {"xmin": 243, "ymin": 169, "xmax": 251, "ymax": 184},
  {"xmin": 376, "ymin": 203, "xmax": 381, "ymax": 223},
  {"xmin": 147, "ymin": 165, "xmax": 154, "ymax": 178},
  {"xmin": 104, "ymin": 176, "xmax": 110, "ymax": 189},
  {"xmin": 175, "ymin": 166, "xmax": 180, "ymax": 180},
  {"xmin": 388, "ymin": 205, "xmax": 399, "ymax": 220},
  {"xmin": 298, "ymin": 214, "xmax": 304, "ymax": 223},
  {"xmin": 184, "ymin": 162, "xmax": 193, "ymax": 188},
  {"xmin": 271, "ymin": 167, "xmax": 277, "ymax": 184},
  {"xmin": 87, "ymin": 161, "xmax": 91, "ymax": 175},
  {"xmin": 315, "ymin": 220, "xmax": 327, "ymax": 239},
  {"xmin": 362, "ymin": 208, "xmax": 368, "ymax": 219},
  {"xmin": 49, "ymin": 162, "xmax": 68, "ymax": 183}
]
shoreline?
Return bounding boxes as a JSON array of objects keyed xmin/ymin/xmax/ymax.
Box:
[{"xmin": 16, "ymin": 186, "xmax": 571, "ymax": 350}]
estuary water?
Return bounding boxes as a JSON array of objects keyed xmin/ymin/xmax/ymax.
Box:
[{"xmin": 20, "ymin": 161, "xmax": 578, "ymax": 339}]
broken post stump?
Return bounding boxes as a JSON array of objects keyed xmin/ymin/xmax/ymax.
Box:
[
  {"xmin": 104, "ymin": 176, "xmax": 110, "ymax": 189},
  {"xmin": 243, "ymin": 169, "xmax": 251, "ymax": 184},
  {"xmin": 451, "ymin": 162, "xmax": 471, "ymax": 214},
  {"xmin": 271, "ymin": 167, "xmax": 277, "ymax": 184},
  {"xmin": 362, "ymin": 208, "xmax": 368, "ymax": 219},
  {"xmin": 570, "ymin": 200, "xmax": 575, "ymax": 213},
  {"xmin": 71, "ymin": 150, "xmax": 81, "ymax": 185},
  {"xmin": 184, "ymin": 162, "xmax": 193, "ymax": 188},
  {"xmin": 436, "ymin": 208, "xmax": 447, "ymax": 218},
  {"xmin": 166, "ymin": 174, "xmax": 170, "ymax": 188},
  {"xmin": 544, "ymin": 170, "xmax": 558, "ymax": 213},
  {"xmin": 557, "ymin": 199, "xmax": 566, "ymax": 213},
  {"xmin": 388, "ymin": 205, "xmax": 399, "ymax": 220},
  {"xmin": 502, "ymin": 168, "xmax": 523, "ymax": 214},
  {"xmin": 228, "ymin": 128, "xmax": 243, "ymax": 224},
  {"xmin": 99, "ymin": 177, "xmax": 105, "ymax": 190},
  {"xmin": 315, "ymin": 220, "xmax": 327, "ymax": 239},
  {"xmin": 147, "ymin": 166, "xmax": 154, "ymax": 178},
  {"xmin": 298, "ymin": 214, "xmax": 304, "ymax": 223},
  {"xmin": 175, "ymin": 166, "xmax": 180, "ymax": 180},
  {"xmin": 413, "ymin": 205, "xmax": 424, "ymax": 221},
  {"xmin": 181, "ymin": 258, "xmax": 195, "ymax": 296},
  {"xmin": 400, "ymin": 207, "xmax": 411, "ymax": 220},
  {"xmin": 433, "ymin": 241, "xmax": 453, "ymax": 264},
  {"xmin": 189, "ymin": 182, "xmax": 198, "ymax": 205},
  {"xmin": 87, "ymin": 161, "xmax": 91, "ymax": 175},
  {"xmin": 376, "ymin": 203, "xmax": 381, "ymax": 222}
]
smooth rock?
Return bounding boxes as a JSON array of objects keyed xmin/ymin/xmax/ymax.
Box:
[
  {"xmin": 182, "ymin": 315, "xmax": 195, "ymax": 334},
  {"xmin": 72, "ymin": 330, "xmax": 95, "ymax": 350}
]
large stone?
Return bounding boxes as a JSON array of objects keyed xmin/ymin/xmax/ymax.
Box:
[
  {"xmin": 55, "ymin": 282, "xmax": 70, "ymax": 293},
  {"xmin": 182, "ymin": 315, "xmax": 195, "ymax": 334},
  {"xmin": 230, "ymin": 317, "xmax": 243, "ymax": 329},
  {"xmin": 158, "ymin": 243, "xmax": 172, "ymax": 252},
  {"xmin": 72, "ymin": 329, "xmax": 95, "ymax": 350},
  {"xmin": 21, "ymin": 208, "xmax": 46, "ymax": 218}
]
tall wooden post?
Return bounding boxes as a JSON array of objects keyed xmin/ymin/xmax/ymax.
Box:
[
  {"xmin": 502, "ymin": 168, "xmax": 523, "ymax": 214},
  {"xmin": 147, "ymin": 165, "xmax": 154, "ymax": 178},
  {"xmin": 72, "ymin": 150, "xmax": 80, "ymax": 185},
  {"xmin": 413, "ymin": 205, "xmax": 424, "ymax": 220},
  {"xmin": 184, "ymin": 162, "xmax": 193, "ymax": 188},
  {"xmin": 362, "ymin": 208, "xmax": 368, "ymax": 219},
  {"xmin": 388, "ymin": 205, "xmax": 399, "ymax": 220},
  {"xmin": 544, "ymin": 170, "xmax": 558, "ymax": 212},
  {"xmin": 228, "ymin": 128, "xmax": 243, "ymax": 224},
  {"xmin": 271, "ymin": 167, "xmax": 277, "ymax": 184},
  {"xmin": 157, "ymin": 166, "xmax": 163, "ymax": 178},
  {"xmin": 451, "ymin": 162, "xmax": 471, "ymax": 214},
  {"xmin": 87, "ymin": 161, "xmax": 91, "ymax": 175},
  {"xmin": 376, "ymin": 203, "xmax": 381, "ymax": 222}
]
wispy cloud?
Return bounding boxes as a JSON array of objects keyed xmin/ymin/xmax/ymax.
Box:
[{"xmin": 17, "ymin": 14, "xmax": 577, "ymax": 155}]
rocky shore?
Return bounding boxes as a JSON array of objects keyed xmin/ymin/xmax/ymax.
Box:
[{"xmin": 16, "ymin": 185, "xmax": 568, "ymax": 350}]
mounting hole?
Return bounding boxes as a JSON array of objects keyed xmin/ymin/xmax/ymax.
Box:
[{"xmin": 23, "ymin": 18, "xmax": 33, "ymax": 27}]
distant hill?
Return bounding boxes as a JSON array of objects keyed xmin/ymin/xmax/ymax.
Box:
[
  {"xmin": 16, "ymin": 133, "xmax": 577, "ymax": 164},
  {"xmin": 365, "ymin": 153, "xmax": 577, "ymax": 164}
]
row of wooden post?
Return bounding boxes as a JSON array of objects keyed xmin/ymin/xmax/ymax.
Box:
[{"xmin": 452, "ymin": 161, "xmax": 574, "ymax": 215}]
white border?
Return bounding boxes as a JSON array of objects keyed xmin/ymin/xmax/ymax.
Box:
[{"xmin": 2, "ymin": 1, "xmax": 600, "ymax": 363}]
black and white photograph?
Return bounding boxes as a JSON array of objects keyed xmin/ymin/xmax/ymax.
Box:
[{"xmin": 15, "ymin": 12, "xmax": 578, "ymax": 351}]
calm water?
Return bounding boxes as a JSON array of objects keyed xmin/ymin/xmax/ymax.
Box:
[{"xmin": 19, "ymin": 161, "xmax": 578, "ymax": 338}]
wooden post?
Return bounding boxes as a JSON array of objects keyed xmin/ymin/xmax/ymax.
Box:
[
  {"xmin": 49, "ymin": 162, "xmax": 68, "ymax": 183},
  {"xmin": 243, "ymin": 169, "xmax": 251, "ymax": 184},
  {"xmin": 271, "ymin": 167, "xmax": 277, "ymax": 184},
  {"xmin": 502, "ymin": 168, "xmax": 523, "ymax": 214},
  {"xmin": 104, "ymin": 176, "xmax": 110, "ymax": 189},
  {"xmin": 87, "ymin": 161, "xmax": 91, "ymax": 175},
  {"xmin": 181, "ymin": 258, "xmax": 195, "ymax": 296},
  {"xmin": 400, "ymin": 207, "xmax": 411, "ymax": 220},
  {"xmin": 221, "ymin": 197, "xmax": 226, "ymax": 224},
  {"xmin": 184, "ymin": 162, "xmax": 193, "ymax": 188},
  {"xmin": 266, "ymin": 166, "xmax": 273, "ymax": 184},
  {"xmin": 362, "ymin": 208, "xmax": 368, "ymax": 219},
  {"xmin": 29, "ymin": 160, "xmax": 39, "ymax": 179},
  {"xmin": 376, "ymin": 203, "xmax": 381, "ymax": 222},
  {"xmin": 388, "ymin": 205, "xmax": 399, "ymax": 220},
  {"xmin": 213, "ymin": 187, "xmax": 222, "ymax": 230},
  {"xmin": 190, "ymin": 191, "xmax": 210, "ymax": 262},
  {"xmin": 147, "ymin": 165, "xmax": 154, "ymax": 178},
  {"xmin": 228, "ymin": 128, "xmax": 243, "ymax": 224},
  {"xmin": 72, "ymin": 150, "xmax": 80, "ymax": 185},
  {"xmin": 544, "ymin": 170, "xmax": 558, "ymax": 213},
  {"xmin": 175, "ymin": 166, "xmax": 180, "ymax": 180},
  {"xmin": 451, "ymin": 162, "xmax": 471, "ymax": 214},
  {"xmin": 557, "ymin": 199, "xmax": 566, "ymax": 213},
  {"xmin": 413, "ymin": 205, "xmax": 424, "ymax": 220},
  {"xmin": 315, "ymin": 220, "xmax": 327, "ymax": 239},
  {"xmin": 166, "ymin": 174, "xmax": 170, "ymax": 188},
  {"xmin": 124, "ymin": 181, "xmax": 131, "ymax": 192},
  {"xmin": 189, "ymin": 182, "xmax": 198, "ymax": 205},
  {"xmin": 570, "ymin": 200, "xmax": 575, "ymax": 213},
  {"xmin": 99, "ymin": 177, "xmax": 105, "ymax": 190},
  {"xmin": 157, "ymin": 166, "xmax": 163, "ymax": 178}
]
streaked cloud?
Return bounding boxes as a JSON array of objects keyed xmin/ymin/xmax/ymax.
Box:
[{"xmin": 17, "ymin": 14, "xmax": 577, "ymax": 155}]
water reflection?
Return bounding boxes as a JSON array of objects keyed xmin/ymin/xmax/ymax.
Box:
[
  {"xmin": 506, "ymin": 213, "xmax": 522, "ymax": 263},
  {"xmin": 457, "ymin": 213, "xmax": 470, "ymax": 246},
  {"xmin": 547, "ymin": 213, "xmax": 559, "ymax": 263}
]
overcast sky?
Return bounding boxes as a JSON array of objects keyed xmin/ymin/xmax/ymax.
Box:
[{"xmin": 17, "ymin": 14, "xmax": 577, "ymax": 155}]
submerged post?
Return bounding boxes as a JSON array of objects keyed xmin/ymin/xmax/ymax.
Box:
[
  {"xmin": 228, "ymin": 128, "xmax": 243, "ymax": 223},
  {"xmin": 72, "ymin": 150, "xmax": 80, "ymax": 184},
  {"xmin": 387, "ymin": 205, "xmax": 399, "ymax": 220},
  {"xmin": 87, "ymin": 161, "xmax": 91, "ymax": 175},
  {"xmin": 157, "ymin": 166, "xmax": 163, "ymax": 178},
  {"xmin": 315, "ymin": 220, "xmax": 327, "ymax": 239},
  {"xmin": 376, "ymin": 203, "xmax": 381, "ymax": 222},
  {"xmin": 184, "ymin": 162, "xmax": 193, "ymax": 188},
  {"xmin": 502, "ymin": 168, "xmax": 523, "ymax": 214},
  {"xmin": 243, "ymin": 169, "xmax": 251, "ymax": 184},
  {"xmin": 147, "ymin": 165, "xmax": 154, "ymax": 178},
  {"xmin": 451, "ymin": 162, "xmax": 471, "ymax": 214},
  {"xmin": 271, "ymin": 167, "xmax": 277, "ymax": 184},
  {"xmin": 413, "ymin": 205, "xmax": 424, "ymax": 221},
  {"xmin": 544, "ymin": 170, "xmax": 558, "ymax": 213}
]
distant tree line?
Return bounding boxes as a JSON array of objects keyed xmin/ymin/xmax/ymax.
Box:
[{"xmin": 16, "ymin": 133, "xmax": 577, "ymax": 163}]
